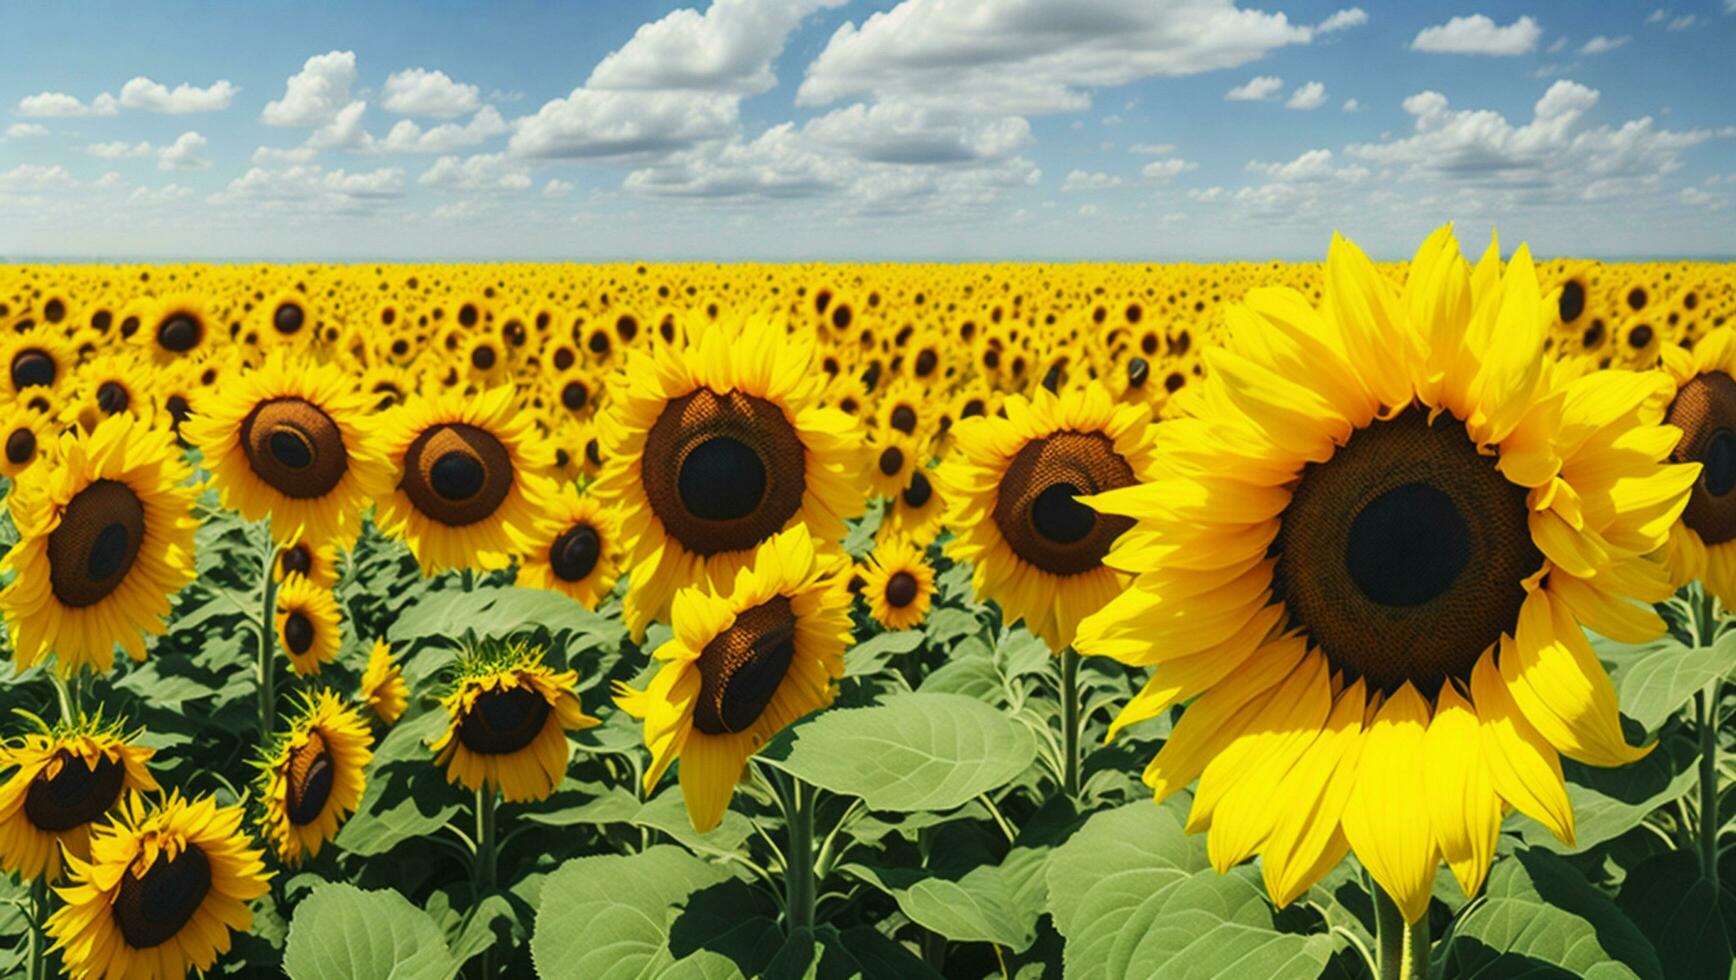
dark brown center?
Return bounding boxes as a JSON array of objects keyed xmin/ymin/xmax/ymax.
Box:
[
  {"xmin": 48, "ymin": 478, "xmax": 145, "ymax": 608},
  {"xmin": 457, "ymin": 685, "xmax": 551, "ymax": 755},
  {"xmin": 23, "ymin": 751, "xmax": 125, "ymax": 831},
  {"xmin": 157, "ymin": 314, "xmax": 200, "ymax": 353},
  {"xmin": 549, "ymin": 524, "xmax": 600, "ymax": 582},
  {"xmin": 1668, "ymin": 373, "xmax": 1736, "ymax": 545},
  {"xmin": 274, "ymin": 303, "xmax": 305, "ymax": 335},
  {"xmin": 991, "ymin": 431, "xmax": 1136, "ymax": 576},
  {"xmin": 400, "ymin": 423, "xmax": 514, "ymax": 527},
  {"xmin": 10, "ymin": 350, "xmax": 55, "ymax": 390},
  {"xmin": 885, "ymin": 571, "xmax": 919, "ymax": 609},
  {"xmin": 113, "ymin": 843, "xmax": 211, "ymax": 949},
  {"xmin": 642, "ymin": 388, "xmax": 806, "ymax": 556},
  {"xmin": 693, "ymin": 596, "xmax": 797, "ymax": 735},
  {"xmin": 877, "ymin": 446, "xmax": 904, "ymax": 477},
  {"xmin": 280, "ymin": 544, "xmax": 313, "ymax": 577},
  {"xmin": 283, "ymin": 612, "xmax": 315, "ymax": 655},
  {"xmin": 240, "ymin": 397, "xmax": 349, "ymax": 500},
  {"xmin": 285, "ymin": 731, "xmax": 333, "ymax": 825},
  {"xmin": 5, "ymin": 427, "xmax": 36, "ymax": 465},
  {"xmin": 1275, "ymin": 408, "xmax": 1540, "ymax": 694}
]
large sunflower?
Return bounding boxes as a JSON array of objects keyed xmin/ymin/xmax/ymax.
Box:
[
  {"xmin": 615, "ymin": 524, "xmax": 850, "ymax": 832},
  {"xmin": 375, "ymin": 386, "xmax": 556, "ymax": 574},
  {"xmin": 940, "ymin": 381, "xmax": 1157, "ymax": 651},
  {"xmin": 0, "ymin": 716, "xmax": 157, "ymax": 881},
  {"xmin": 511, "ymin": 485, "xmax": 621, "ymax": 609},
  {"xmin": 183, "ymin": 351, "xmax": 393, "ymax": 547},
  {"xmin": 46, "ymin": 791, "xmax": 270, "ymax": 980},
  {"xmin": 1657, "ymin": 327, "xmax": 1736, "ymax": 603},
  {"xmin": 0, "ymin": 413, "xmax": 199, "ymax": 676},
  {"xmin": 595, "ymin": 315, "xmax": 865, "ymax": 639},
  {"xmin": 276, "ymin": 572, "xmax": 342, "ymax": 677},
  {"xmin": 254, "ymin": 689, "xmax": 373, "ymax": 866},
  {"xmin": 430, "ymin": 641, "xmax": 599, "ymax": 803},
  {"xmin": 860, "ymin": 535, "xmax": 935, "ymax": 631},
  {"xmin": 1075, "ymin": 226, "xmax": 1695, "ymax": 922}
]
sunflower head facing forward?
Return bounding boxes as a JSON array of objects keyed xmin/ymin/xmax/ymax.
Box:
[
  {"xmin": 276, "ymin": 572, "xmax": 343, "ymax": 677},
  {"xmin": 430, "ymin": 640, "xmax": 599, "ymax": 803},
  {"xmin": 255, "ymin": 689, "xmax": 374, "ymax": 866},
  {"xmin": 860, "ymin": 534, "xmax": 936, "ymax": 631},
  {"xmin": 46, "ymin": 791, "xmax": 270, "ymax": 980},
  {"xmin": 941, "ymin": 380, "xmax": 1157, "ymax": 651},
  {"xmin": 595, "ymin": 315, "xmax": 866, "ymax": 638},
  {"xmin": 0, "ymin": 714, "xmax": 158, "ymax": 881},
  {"xmin": 1076, "ymin": 226, "xmax": 1695, "ymax": 923},
  {"xmin": 615, "ymin": 523, "xmax": 851, "ymax": 832},
  {"xmin": 511, "ymin": 485, "xmax": 621, "ymax": 609},
  {"xmin": 0, "ymin": 413, "xmax": 199, "ymax": 676}
]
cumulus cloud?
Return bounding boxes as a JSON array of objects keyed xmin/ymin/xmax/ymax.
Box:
[
  {"xmin": 262, "ymin": 51, "xmax": 358, "ymax": 127},
  {"xmin": 378, "ymin": 106, "xmax": 508, "ymax": 153},
  {"xmin": 1246, "ymin": 148, "xmax": 1368, "ymax": 182},
  {"xmin": 1130, "ymin": 142, "xmax": 1177, "ymax": 155},
  {"xmin": 157, "ymin": 132, "xmax": 211, "ymax": 171},
  {"xmin": 1286, "ymin": 81, "xmax": 1328, "ymax": 110},
  {"xmin": 17, "ymin": 91, "xmax": 118, "ymax": 118},
  {"xmin": 1226, "ymin": 76, "xmax": 1284, "ymax": 101},
  {"xmin": 803, "ymin": 102, "xmax": 1031, "ymax": 164},
  {"xmin": 119, "ymin": 77, "xmax": 238, "ymax": 113},
  {"xmin": 209, "ymin": 164, "xmax": 406, "ymax": 214},
  {"xmin": 1141, "ymin": 157, "xmax": 1199, "ymax": 182},
  {"xmin": 543, "ymin": 178, "xmax": 575, "ymax": 198},
  {"xmin": 1342, "ymin": 98, "xmax": 1363, "ymax": 112},
  {"xmin": 382, "ymin": 68, "xmax": 482, "ymax": 117},
  {"xmin": 509, "ymin": 90, "xmax": 739, "ymax": 159},
  {"xmin": 1060, "ymin": 169, "xmax": 1122, "ymax": 191},
  {"xmin": 87, "ymin": 140, "xmax": 153, "ymax": 159},
  {"xmin": 1579, "ymin": 35, "xmax": 1629, "ymax": 55},
  {"xmin": 4, "ymin": 123, "xmax": 49, "ymax": 139},
  {"xmin": 1411, "ymin": 14, "xmax": 1541, "ymax": 55},
  {"xmin": 1316, "ymin": 8, "xmax": 1368, "ymax": 33},
  {"xmin": 419, "ymin": 152, "xmax": 533, "ymax": 191}
]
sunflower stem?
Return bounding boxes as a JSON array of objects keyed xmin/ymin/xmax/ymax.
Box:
[
  {"xmin": 258, "ymin": 527, "xmax": 279, "ymax": 735},
  {"xmin": 1371, "ymin": 877, "xmax": 1405, "ymax": 980},
  {"xmin": 26, "ymin": 877, "xmax": 47, "ymax": 980},
  {"xmin": 1697, "ymin": 686, "xmax": 1720, "ymax": 886},
  {"xmin": 1060, "ymin": 647, "xmax": 1082, "ymax": 799},
  {"xmin": 777, "ymin": 771, "xmax": 818, "ymax": 934},
  {"xmin": 1399, "ymin": 912, "xmax": 1430, "ymax": 980},
  {"xmin": 474, "ymin": 786, "xmax": 499, "ymax": 979}
]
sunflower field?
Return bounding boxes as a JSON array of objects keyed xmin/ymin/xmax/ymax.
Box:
[{"xmin": 0, "ymin": 228, "xmax": 1732, "ymax": 980}]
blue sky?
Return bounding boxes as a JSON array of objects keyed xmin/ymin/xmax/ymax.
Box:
[{"xmin": 1, "ymin": 0, "xmax": 1733, "ymax": 260}]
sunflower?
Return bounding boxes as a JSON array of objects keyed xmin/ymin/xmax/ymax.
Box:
[
  {"xmin": 375, "ymin": 386, "xmax": 556, "ymax": 574},
  {"xmin": 183, "ymin": 351, "xmax": 393, "ymax": 547},
  {"xmin": 1, "ymin": 332, "xmax": 70, "ymax": 398},
  {"xmin": 884, "ymin": 462, "xmax": 947, "ymax": 544},
  {"xmin": 275, "ymin": 536, "xmax": 341, "ymax": 590},
  {"xmin": 595, "ymin": 315, "xmax": 865, "ymax": 638},
  {"xmin": 1658, "ymin": 327, "xmax": 1736, "ymax": 603},
  {"xmin": 940, "ymin": 381, "xmax": 1157, "ymax": 650},
  {"xmin": 58, "ymin": 352, "xmax": 156, "ymax": 435},
  {"xmin": 860, "ymin": 535, "xmax": 935, "ymax": 631},
  {"xmin": 261, "ymin": 290, "xmax": 311, "ymax": 344},
  {"xmin": 615, "ymin": 524, "xmax": 850, "ymax": 832},
  {"xmin": 0, "ymin": 716, "xmax": 158, "ymax": 881},
  {"xmin": 429, "ymin": 640, "xmax": 599, "ymax": 803},
  {"xmin": 276, "ymin": 573, "xmax": 342, "ymax": 677},
  {"xmin": 865, "ymin": 433, "xmax": 916, "ymax": 498},
  {"xmin": 0, "ymin": 413, "xmax": 199, "ymax": 676},
  {"xmin": 254, "ymin": 689, "xmax": 373, "ymax": 866},
  {"xmin": 1075, "ymin": 226, "xmax": 1695, "ymax": 923},
  {"xmin": 360, "ymin": 638, "xmax": 408, "ymax": 725},
  {"xmin": 144, "ymin": 294, "xmax": 211, "ymax": 364},
  {"xmin": 0, "ymin": 401, "xmax": 54, "ymax": 478},
  {"xmin": 46, "ymin": 791, "xmax": 270, "ymax": 980},
  {"xmin": 512, "ymin": 485, "xmax": 620, "ymax": 608}
]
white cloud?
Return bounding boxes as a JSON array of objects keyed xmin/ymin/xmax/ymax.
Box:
[
  {"xmin": 1286, "ymin": 81, "xmax": 1328, "ymax": 110},
  {"xmin": 306, "ymin": 100, "xmax": 372, "ymax": 151},
  {"xmin": 1141, "ymin": 157, "xmax": 1199, "ymax": 182},
  {"xmin": 1342, "ymin": 98, "xmax": 1362, "ymax": 112},
  {"xmin": 1130, "ymin": 142, "xmax": 1176, "ymax": 155},
  {"xmin": 252, "ymin": 145, "xmax": 319, "ymax": 165},
  {"xmin": 88, "ymin": 140, "xmax": 153, "ymax": 159},
  {"xmin": 17, "ymin": 91, "xmax": 118, "ymax": 118},
  {"xmin": 510, "ymin": 90, "xmax": 738, "ymax": 159},
  {"xmin": 262, "ymin": 51, "xmax": 357, "ymax": 127},
  {"xmin": 4, "ymin": 123, "xmax": 49, "ymax": 139},
  {"xmin": 1667, "ymin": 15, "xmax": 1697, "ymax": 30},
  {"xmin": 1681, "ymin": 186, "xmax": 1727, "ymax": 209},
  {"xmin": 382, "ymin": 68, "xmax": 482, "ymax": 117},
  {"xmin": 1247, "ymin": 148, "xmax": 1368, "ymax": 182},
  {"xmin": 798, "ymin": 0, "xmax": 1315, "ymax": 115},
  {"xmin": 1060, "ymin": 169, "xmax": 1122, "ymax": 191},
  {"xmin": 1226, "ymin": 75, "xmax": 1284, "ymax": 101},
  {"xmin": 419, "ymin": 152, "xmax": 533, "ymax": 191},
  {"xmin": 803, "ymin": 101, "xmax": 1031, "ymax": 163},
  {"xmin": 119, "ymin": 77, "xmax": 238, "ymax": 113},
  {"xmin": 0, "ymin": 164, "xmax": 77, "ymax": 191},
  {"xmin": 128, "ymin": 184, "xmax": 194, "ymax": 205},
  {"xmin": 1579, "ymin": 35, "xmax": 1629, "ymax": 55},
  {"xmin": 1316, "ymin": 8, "xmax": 1367, "ymax": 33},
  {"xmin": 543, "ymin": 178, "xmax": 575, "ymax": 198},
  {"xmin": 157, "ymin": 131, "xmax": 211, "ymax": 171},
  {"xmin": 1077, "ymin": 203, "xmax": 1102, "ymax": 216},
  {"xmin": 378, "ymin": 106, "xmax": 509, "ymax": 153},
  {"xmin": 209, "ymin": 164, "xmax": 406, "ymax": 214},
  {"xmin": 1646, "ymin": 9, "xmax": 1666, "ymax": 24},
  {"xmin": 1411, "ymin": 15, "xmax": 1541, "ymax": 55},
  {"xmin": 590, "ymin": 0, "xmax": 845, "ymax": 94}
]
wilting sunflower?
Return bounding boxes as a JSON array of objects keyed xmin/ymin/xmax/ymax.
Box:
[
  {"xmin": 1658, "ymin": 327, "xmax": 1736, "ymax": 603},
  {"xmin": 184, "ymin": 351, "xmax": 393, "ymax": 546},
  {"xmin": 375, "ymin": 386, "xmax": 556, "ymax": 574},
  {"xmin": 275, "ymin": 536, "xmax": 341, "ymax": 590},
  {"xmin": 46, "ymin": 791, "xmax": 270, "ymax": 980},
  {"xmin": 512, "ymin": 485, "xmax": 620, "ymax": 608},
  {"xmin": 595, "ymin": 315, "xmax": 865, "ymax": 638},
  {"xmin": 1076, "ymin": 226, "xmax": 1695, "ymax": 923},
  {"xmin": 0, "ymin": 413, "xmax": 199, "ymax": 676},
  {"xmin": 360, "ymin": 638, "xmax": 408, "ymax": 725},
  {"xmin": 276, "ymin": 573, "xmax": 342, "ymax": 677},
  {"xmin": 941, "ymin": 381, "xmax": 1157, "ymax": 651},
  {"xmin": 430, "ymin": 641, "xmax": 599, "ymax": 802},
  {"xmin": 254, "ymin": 689, "xmax": 373, "ymax": 866},
  {"xmin": 615, "ymin": 524, "xmax": 850, "ymax": 832},
  {"xmin": 860, "ymin": 535, "xmax": 935, "ymax": 630},
  {"xmin": 0, "ymin": 402, "xmax": 53, "ymax": 478},
  {"xmin": 0, "ymin": 715, "xmax": 158, "ymax": 881}
]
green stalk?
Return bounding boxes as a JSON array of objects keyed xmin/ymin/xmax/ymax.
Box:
[
  {"xmin": 1697, "ymin": 686, "xmax": 1720, "ymax": 885},
  {"xmin": 1060, "ymin": 647, "xmax": 1082, "ymax": 799},
  {"xmin": 783, "ymin": 775, "xmax": 818, "ymax": 933},
  {"xmin": 258, "ymin": 532, "xmax": 279, "ymax": 735},
  {"xmin": 474, "ymin": 786, "xmax": 499, "ymax": 979},
  {"xmin": 1370, "ymin": 876, "xmax": 1425, "ymax": 980},
  {"xmin": 1400, "ymin": 913, "xmax": 1430, "ymax": 980},
  {"xmin": 26, "ymin": 878, "xmax": 47, "ymax": 980}
]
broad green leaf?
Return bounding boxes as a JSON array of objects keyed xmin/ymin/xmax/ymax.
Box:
[
  {"xmin": 1617, "ymin": 633, "xmax": 1736, "ymax": 733},
  {"xmin": 390, "ymin": 584, "xmax": 624, "ymax": 654},
  {"xmin": 762, "ymin": 692, "xmax": 1035, "ymax": 811},
  {"xmin": 844, "ymin": 629, "xmax": 924, "ymax": 678},
  {"xmin": 847, "ymin": 861, "xmax": 1038, "ymax": 951},
  {"xmin": 1442, "ymin": 849, "xmax": 1662, "ymax": 980},
  {"xmin": 283, "ymin": 882, "xmax": 458, "ymax": 980},
  {"xmin": 335, "ymin": 710, "xmax": 462, "ymax": 856},
  {"xmin": 1515, "ymin": 738, "xmax": 1698, "ymax": 854},
  {"xmin": 1616, "ymin": 849, "xmax": 1733, "ymax": 980},
  {"xmin": 530, "ymin": 845, "xmax": 729, "ymax": 980},
  {"xmin": 926, "ymin": 607, "xmax": 985, "ymax": 647}
]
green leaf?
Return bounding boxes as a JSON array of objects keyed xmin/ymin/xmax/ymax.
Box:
[
  {"xmin": 847, "ymin": 861, "xmax": 1038, "ymax": 951},
  {"xmin": 1442, "ymin": 849, "xmax": 1663, "ymax": 980},
  {"xmin": 843, "ymin": 629, "xmax": 924, "ymax": 678},
  {"xmin": 283, "ymin": 882, "xmax": 458, "ymax": 980},
  {"xmin": 335, "ymin": 710, "xmax": 463, "ymax": 856},
  {"xmin": 390, "ymin": 585, "xmax": 624, "ymax": 654},
  {"xmin": 1045, "ymin": 800, "xmax": 1331, "ymax": 980},
  {"xmin": 530, "ymin": 845, "xmax": 730, "ymax": 980},
  {"xmin": 762, "ymin": 692, "xmax": 1035, "ymax": 811},
  {"xmin": 1617, "ymin": 633, "xmax": 1736, "ymax": 733},
  {"xmin": 1616, "ymin": 849, "xmax": 1732, "ymax": 980},
  {"xmin": 925, "ymin": 607, "xmax": 985, "ymax": 647},
  {"xmin": 1515, "ymin": 738, "xmax": 1698, "ymax": 854}
]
